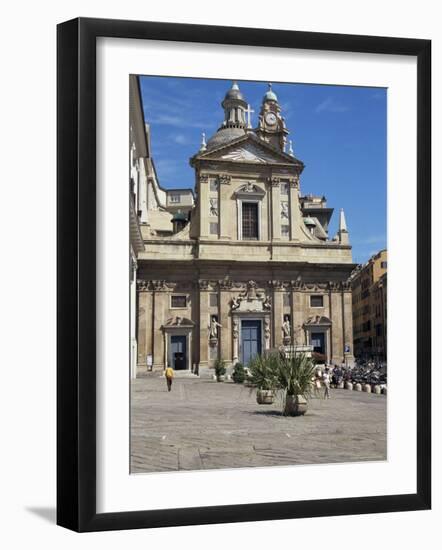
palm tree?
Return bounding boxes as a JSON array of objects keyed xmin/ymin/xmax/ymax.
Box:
[
  {"xmin": 276, "ymin": 352, "xmax": 316, "ymax": 416},
  {"xmin": 247, "ymin": 352, "xmax": 280, "ymax": 403}
]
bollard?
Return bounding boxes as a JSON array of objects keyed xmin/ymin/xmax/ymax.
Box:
[
  {"xmin": 345, "ymin": 381, "xmax": 353, "ymax": 391},
  {"xmin": 382, "ymin": 386, "xmax": 387, "ymax": 396},
  {"xmin": 354, "ymin": 383, "xmax": 362, "ymax": 392},
  {"xmin": 338, "ymin": 381, "xmax": 345, "ymax": 389},
  {"xmin": 374, "ymin": 385, "xmax": 382, "ymax": 395},
  {"xmin": 363, "ymin": 384, "xmax": 371, "ymax": 393}
]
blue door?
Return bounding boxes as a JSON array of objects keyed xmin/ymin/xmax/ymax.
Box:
[
  {"xmin": 241, "ymin": 320, "xmax": 262, "ymax": 366},
  {"xmin": 170, "ymin": 335, "xmax": 187, "ymax": 370}
]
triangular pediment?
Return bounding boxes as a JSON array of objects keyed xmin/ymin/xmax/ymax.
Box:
[{"xmin": 195, "ymin": 134, "xmax": 303, "ymax": 167}]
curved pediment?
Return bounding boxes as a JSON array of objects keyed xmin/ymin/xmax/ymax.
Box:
[
  {"xmin": 304, "ymin": 315, "xmax": 332, "ymax": 327},
  {"xmin": 163, "ymin": 316, "xmax": 195, "ymax": 328}
]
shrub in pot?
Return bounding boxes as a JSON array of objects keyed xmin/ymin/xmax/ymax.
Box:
[
  {"xmin": 232, "ymin": 362, "xmax": 246, "ymax": 384},
  {"xmin": 214, "ymin": 358, "xmax": 226, "ymax": 382}
]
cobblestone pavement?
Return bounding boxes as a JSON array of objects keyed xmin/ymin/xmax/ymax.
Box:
[{"xmin": 130, "ymin": 376, "xmax": 387, "ymax": 473}]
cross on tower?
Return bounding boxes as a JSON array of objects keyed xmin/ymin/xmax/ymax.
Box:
[{"xmin": 245, "ymin": 104, "xmax": 254, "ymax": 129}]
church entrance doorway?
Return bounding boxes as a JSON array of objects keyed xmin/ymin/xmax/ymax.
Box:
[
  {"xmin": 170, "ymin": 335, "xmax": 187, "ymax": 370},
  {"xmin": 241, "ymin": 320, "xmax": 262, "ymax": 366}
]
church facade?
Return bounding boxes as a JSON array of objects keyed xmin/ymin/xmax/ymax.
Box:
[{"xmin": 132, "ymin": 80, "xmax": 355, "ymax": 376}]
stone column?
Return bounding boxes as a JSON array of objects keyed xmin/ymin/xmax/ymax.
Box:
[
  {"xmin": 342, "ymin": 283, "xmax": 355, "ymax": 366},
  {"xmin": 198, "ymin": 281, "xmax": 209, "ymax": 371},
  {"xmin": 272, "ymin": 282, "xmax": 284, "ymax": 346},
  {"xmin": 152, "ymin": 282, "xmax": 168, "ymax": 371},
  {"xmin": 199, "ymin": 173, "xmax": 209, "ymax": 238},
  {"xmin": 289, "ymin": 176, "xmax": 303, "ymax": 241},
  {"xmin": 270, "ymin": 177, "xmax": 281, "ymax": 240},
  {"xmin": 219, "ymin": 283, "xmax": 232, "ymax": 366},
  {"xmin": 218, "ymin": 174, "xmax": 231, "ymax": 240},
  {"xmin": 330, "ymin": 286, "xmax": 343, "ymax": 365}
]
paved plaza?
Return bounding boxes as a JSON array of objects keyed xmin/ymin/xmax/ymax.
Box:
[{"xmin": 130, "ymin": 375, "xmax": 387, "ymax": 473}]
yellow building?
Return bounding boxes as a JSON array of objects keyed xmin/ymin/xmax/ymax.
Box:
[{"xmin": 351, "ymin": 249, "xmax": 387, "ymax": 361}]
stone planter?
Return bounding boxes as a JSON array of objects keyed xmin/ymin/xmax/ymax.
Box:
[
  {"xmin": 256, "ymin": 389, "xmax": 275, "ymax": 405},
  {"xmin": 363, "ymin": 384, "xmax": 371, "ymax": 393},
  {"xmin": 373, "ymin": 385, "xmax": 382, "ymax": 394},
  {"xmin": 283, "ymin": 394, "xmax": 308, "ymax": 416},
  {"xmin": 216, "ymin": 375, "xmax": 225, "ymax": 382},
  {"xmin": 345, "ymin": 382, "xmax": 353, "ymax": 391},
  {"xmin": 354, "ymin": 383, "xmax": 362, "ymax": 392}
]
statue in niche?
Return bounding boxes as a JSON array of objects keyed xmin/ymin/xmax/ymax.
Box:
[
  {"xmin": 281, "ymin": 202, "xmax": 289, "ymax": 219},
  {"xmin": 263, "ymin": 296, "xmax": 272, "ymax": 310},
  {"xmin": 282, "ymin": 315, "xmax": 291, "ymax": 337},
  {"xmin": 209, "ymin": 316, "xmax": 222, "ymax": 339}
]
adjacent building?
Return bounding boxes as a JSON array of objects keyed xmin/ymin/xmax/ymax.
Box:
[
  {"xmin": 131, "ymin": 79, "xmax": 356, "ymax": 377},
  {"xmin": 351, "ymin": 249, "xmax": 387, "ymax": 362}
]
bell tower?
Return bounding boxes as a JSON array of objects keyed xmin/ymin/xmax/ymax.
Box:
[
  {"xmin": 255, "ymin": 84, "xmax": 289, "ymax": 152},
  {"xmin": 220, "ymin": 82, "xmax": 248, "ymax": 129}
]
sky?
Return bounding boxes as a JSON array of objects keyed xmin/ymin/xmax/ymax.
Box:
[{"xmin": 139, "ymin": 76, "xmax": 387, "ymax": 265}]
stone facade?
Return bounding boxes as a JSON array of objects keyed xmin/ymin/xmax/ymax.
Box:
[{"xmin": 132, "ymin": 80, "xmax": 356, "ymax": 376}]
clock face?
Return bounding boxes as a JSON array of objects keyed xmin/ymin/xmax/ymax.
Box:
[{"xmin": 265, "ymin": 112, "xmax": 277, "ymax": 126}]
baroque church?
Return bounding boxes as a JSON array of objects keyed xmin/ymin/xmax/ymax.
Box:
[{"xmin": 130, "ymin": 77, "xmax": 355, "ymax": 377}]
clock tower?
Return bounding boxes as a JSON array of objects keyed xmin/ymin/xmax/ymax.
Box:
[{"xmin": 255, "ymin": 84, "xmax": 289, "ymax": 152}]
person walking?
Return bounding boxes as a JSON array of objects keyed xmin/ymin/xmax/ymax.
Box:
[
  {"xmin": 322, "ymin": 367, "xmax": 331, "ymax": 399},
  {"xmin": 165, "ymin": 365, "xmax": 174, "ymax": 392}
]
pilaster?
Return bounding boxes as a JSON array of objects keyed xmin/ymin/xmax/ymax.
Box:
[
  {"xmin": 342, "ymin": 283, "xmax": 355, "ymax": 366},
  {"xmin": 330, "ymin": 286, "xmax": 343, "ymax": 365},
  {"xmin": 271, "ymin": 281, "xmax": 284, "ymax": 346},
  {"xmin": 270, "ymin": 177, "xmax": 281, "ymax": 240},
  {"xmin": 218, "ymin": 174, "xmax": 231, "ymax": 240},
  {"xmin": 219, "ymin": 283, "xmax": 232, "ymax": 365},
  {"xmin": 289, "ymin": 176, "xmax": 303, "ymax": 241},
  {"xmin": 136, "ymin": 284, "xmax": 149, "ymax": 367},
  {"xmin": 198, "ymin": 281, "xmax": 209, "ymax": 370},
  {"xmin": 152, "ymin": 284, "xmax": 168, "ymax": 370},
  {"xmin": 199, "ymin": 173, "xmax": 209, "ymax": 238}
]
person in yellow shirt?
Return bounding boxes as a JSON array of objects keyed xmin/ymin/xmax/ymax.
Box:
[{"xmin": 165, "ymin": 366, "xmax": 174, "ymax": 392}]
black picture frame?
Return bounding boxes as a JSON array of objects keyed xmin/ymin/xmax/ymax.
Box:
[{"xmin": 57, "ymin": 17, "xmax": 431, "ymax": 532}]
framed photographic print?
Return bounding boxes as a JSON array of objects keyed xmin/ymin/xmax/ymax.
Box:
[{"xmin": 57, "ymin": 17, "xmax": 431, "ymax": 532}]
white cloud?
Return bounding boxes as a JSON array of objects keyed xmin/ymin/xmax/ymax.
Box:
[
  {"xmin": 315, "ymin": 97, "xmax": 350, "ymax": 114},
  {"xmin": 172, "ymin": 134, "xmax": 193, "ymax": 145}
]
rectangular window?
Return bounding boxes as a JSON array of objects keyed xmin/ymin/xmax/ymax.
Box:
[
  {"xmin": 242, "ymin": 202, "xmax": 258, "ymax": 240},
  {"xmin": 210, "ymin": 222, "xmax": 218, "ymax": 235},
  {"xmin": 171, "ymin": 295, "xmax": 187, "ymax": 308},
  {"xmin": 381, "ymin": 261, "xmax": 387, "ymax": 268},
  {"xmin": 169, "ymin": 194, "xmax": 180, "ymax": 203},
  {"xmin": 210, "ymin": 179, "xmax": 218, "ymax": 192},
  {"xmin": 310, "ymin": 295, "xmax": 324, "ymax": 308},
  {"xmin": 280, "ymin": 182, "xmax": 289, "ymax": 195},
  {"xmin": 209, "ymin": 293, "xmax": 218, "ymax": 307},
  {"xmin": 283, "ymin": 293, "xmax": 290, "ymax": 307}
]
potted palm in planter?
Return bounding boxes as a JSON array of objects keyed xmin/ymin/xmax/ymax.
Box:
[
  {"xmin": 276, "ymin": 352, "xmax": 316, "ymax": 416},
  {"xmin": 214, "ymin": 358, "xmax": 226, "ymax": 382},
  {"xmin": 247, "ymin": 353, "xmax": 279, "ymax": 404}
]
